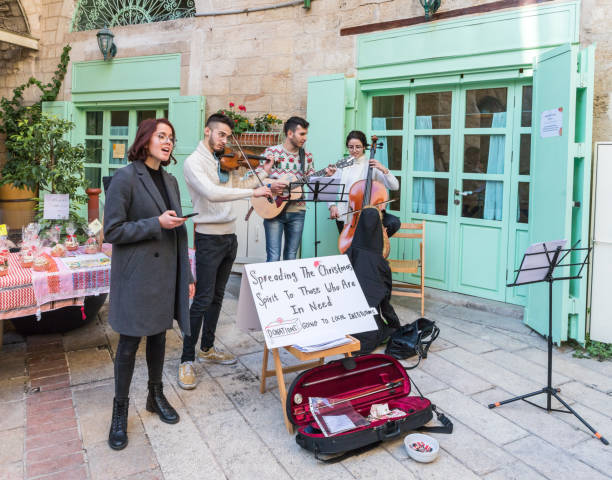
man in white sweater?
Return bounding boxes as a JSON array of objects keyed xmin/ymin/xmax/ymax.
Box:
[{"xmin": 178, "ymin": 113, "xmax": 274, "ymax": 390}]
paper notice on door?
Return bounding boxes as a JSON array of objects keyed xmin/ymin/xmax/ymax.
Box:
[
  {"xmin": 112, "ymin": 143, "xmax": 126, "ymax": 159},
  {"xmin": 540, "ymin": 107, "xmax": 563, "ymax": 138}
]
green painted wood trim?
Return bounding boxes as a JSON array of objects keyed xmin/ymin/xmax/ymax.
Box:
[
  {"xmin": 525, "ymin": 43, "xmax": 578, "ymax": 344},
  {"xmin": 71, "ymin": 90, "xmax": 180, "ymax": 104},
  {"xmin": 71, "ymin": 54, "xmax": 181, "ymax": 103},
  {"xmin": 571, "ymin": 43, "xmax": 595, "ymax": 345},
  {"xmin": 358, "ymin": 1, "xmax": 579, "ymax": 69},
  {"xmin": 302, "ymin": 74, "xmax": 348, "ymax": 259},
  {"xmin": 357, "ymin": 1, "xmax": 579, "ymax": 85}
]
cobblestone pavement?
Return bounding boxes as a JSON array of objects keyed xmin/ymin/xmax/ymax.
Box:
[{"xmin": 1, "ymin": 276, "xmax": 611, "ymax": 479}]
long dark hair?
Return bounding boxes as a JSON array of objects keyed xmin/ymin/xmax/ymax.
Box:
[{"xmin": 127, "ymin": 118, "xmax": 177, "ymax": 166}]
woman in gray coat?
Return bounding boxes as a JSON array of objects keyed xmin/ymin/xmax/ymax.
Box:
[{"xmin": 104, "ymin": 118, "xmax": 195, "ymax": 450}]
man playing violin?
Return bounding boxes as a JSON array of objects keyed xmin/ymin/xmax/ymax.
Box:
[
  {"xmin": 263, "ymin": 116, "xmax": 335, "ymax": 262},
  {"xmin": 178, "ymin": 113, "xmax": 280, "ymax": 389}
]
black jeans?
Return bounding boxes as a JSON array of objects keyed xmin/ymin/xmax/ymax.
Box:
[
  {"xmin": 181, "ymin": 233, "xmax": 237, "ymax": 363},
  {"xmin": 336, "ymin": 210, "xmax": 401, "ymax": 237},
  {"xmin": 114, "ymin": 331, "xmax": 166, "ymax": 400}
]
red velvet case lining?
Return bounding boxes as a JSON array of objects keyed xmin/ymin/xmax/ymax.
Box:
[{"xmin": 288, "ymin": 354, "xmax": 432, "ymax": 437}]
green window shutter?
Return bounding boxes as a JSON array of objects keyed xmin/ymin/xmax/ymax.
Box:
[
  {"xmin": 525, "ymin": 43, "xmax": 595, "ymax": 344},
  {"xmin": 302, "ymin": 74, "xmax": 348, "ymax": 258},
  {"xmin": 41, "ymin": 101, "xmax": 74, "ymax": 141},
  {"xmin": 168, "ymin": 96, "xmax": 205, "ymax": 208}
]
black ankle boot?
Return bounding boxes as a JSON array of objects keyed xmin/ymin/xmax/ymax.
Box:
[
  {"xmin": 108, "ymin": 397, "xmax": 129, "ymax": 450},
  {"xmin": 146, "ymin": 383, "xmax": 179, "ymax": 424}
]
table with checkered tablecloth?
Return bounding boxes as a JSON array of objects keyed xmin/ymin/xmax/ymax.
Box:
[
  {"xmin": 0, "ymin": 245, "xmax": 115, "ymax": 320},
  {"xmin": 1, "ymin": 246, "xmax": 195, "ymax": 347}
]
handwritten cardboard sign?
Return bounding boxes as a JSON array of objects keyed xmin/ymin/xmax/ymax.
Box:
[
  {"xmin": 43, "ymin": 194, "xmax": 69, "ymax": 220},
  {"xmin": 236, "ymin": 255, "xmax": 377, "ymax": 349}
]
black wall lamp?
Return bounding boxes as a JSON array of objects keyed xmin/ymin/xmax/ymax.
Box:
[
  {"xmin": 96, "ymin": 27, "xmax": 117, "ymax": 61},
  {"xmin": 419, "ymin": 0, "xmax": 441, "ymax": 20}
]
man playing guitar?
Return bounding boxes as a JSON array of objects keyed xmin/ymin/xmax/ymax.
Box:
[{"xmin": 262, "ymin": 116, "xmax": 335, "ymax": 262}]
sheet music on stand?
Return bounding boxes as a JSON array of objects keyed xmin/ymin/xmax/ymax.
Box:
[
  {"xmin": 513, "ymin": 239, "xmax": 567, "ymax": 285},
  {"xmin": 290, "ymin": 178, "xmax": 347, "ymax": 257},
  {"xmin": 297, "ymin": 176, "xmax": 346, "ymax": 203}
]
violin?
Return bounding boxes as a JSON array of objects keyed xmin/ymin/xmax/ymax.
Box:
[
  {"xmin": 219, "ymin": 146, "xmax": 268, "ymax": 172},
  {"xmin": 337, "ymin": 135, "xmax": 391, "ymax": 258}
]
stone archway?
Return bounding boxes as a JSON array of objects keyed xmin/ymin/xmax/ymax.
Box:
[
  {"xmin": 0, "ymin": 0, "xmax": 30, "ymax": 35},
  {"xmin": 0, "ymin": 0, "xmax": 37, "ymax": 71}
]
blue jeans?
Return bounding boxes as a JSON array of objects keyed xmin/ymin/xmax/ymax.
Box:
[{"xmin": 263, "ymin": 210, "xmax": 306, "ymax": 262}]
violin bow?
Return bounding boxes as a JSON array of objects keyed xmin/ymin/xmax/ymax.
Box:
[
  {"xmin": 230, "ymin": 133, "xmax": 275, "ymax": 218},
  {"xmin": 230, "ymin": 133, "xmax": 267, "ymax": 188},
  {"xmin": 335, "ymin": 199, "xmax": 397, "ymax": 218}
]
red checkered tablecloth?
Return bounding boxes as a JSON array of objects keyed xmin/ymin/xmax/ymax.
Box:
[
  {"xmin": 0, "ymin": 253, "xmax": 35, "ymax": 313},
  {"xmin": 0, "ymin": 246, "xmax": 112, "ymax": 317}
]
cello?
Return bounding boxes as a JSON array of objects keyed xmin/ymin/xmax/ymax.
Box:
[{"xmin": 337, "ymin": 135, "xmax": 391, "ymax": 258}]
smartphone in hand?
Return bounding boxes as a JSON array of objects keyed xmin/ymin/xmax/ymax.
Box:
[{"xmin": 181, "ymin": 212, "xmax": 198, "ymax": 219}]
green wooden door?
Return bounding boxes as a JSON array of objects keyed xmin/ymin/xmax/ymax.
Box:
[
  {"xmin": 525, "ymin": 43, "xmax": 595, "ymax": 343},
  {"xmin": 450, "ymin": 85, "xmax": 514, "ymax": 301},
  {"xmin": 370, "ymin": 83, "xmax": 531, "ymax": 303},
  {"xmin": 168, "ymin": 96, "xmax": 205, "ymax": 209},
  {"xmin": 79, "ymin": 107, "xmax": 168, "ymax": 196},
  {"xmin": 168, "ymin": 95, "xmax": 205, "ymax": 247}
]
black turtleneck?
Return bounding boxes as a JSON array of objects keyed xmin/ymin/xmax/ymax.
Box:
[{"xmin": 145, "ymin": 164, "xmax": 171, "ymax": 210}]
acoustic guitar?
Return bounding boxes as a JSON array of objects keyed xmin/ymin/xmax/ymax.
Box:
[{"xmin": 251, "ymin": 157, "xmax": 354, "ymax": 219}]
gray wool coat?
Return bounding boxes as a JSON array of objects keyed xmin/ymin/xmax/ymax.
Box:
[{"xmin": 103, "ymin": 161, "xmax": 192, "ymax": 337}]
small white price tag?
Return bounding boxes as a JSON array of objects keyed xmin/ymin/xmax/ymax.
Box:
[{"xmin": 88, "ymin": 219, "xmax": 103, "ymax": 235}]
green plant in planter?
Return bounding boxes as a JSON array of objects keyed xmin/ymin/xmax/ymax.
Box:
[
  {"xmin": 6, "ymin": 108, "xmax": 88, "ymax": 226},
  {"xmin": 253, "ymin": 113, "xmax": 282, "ymax": 132},
  {"xmin": 217, "ymin": 103, "xmax": 253, "ymax": 134},
  {"xmin": 0, "ymin": 45, "xmax": 71, "ymax": 185}
]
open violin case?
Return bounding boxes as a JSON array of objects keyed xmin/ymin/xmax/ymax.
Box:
[{"xmin": 287, "ymin": 354, "xmax": 453, "ymax": 461}]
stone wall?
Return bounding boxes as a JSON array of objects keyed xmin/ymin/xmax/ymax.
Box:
[
  {"xmin": 580, "ymin": 0, "xmax": 612, "ymax": 142},
  {"xmin": 1, "ymin": 0, "xmax": 612, "ymax": 142}
]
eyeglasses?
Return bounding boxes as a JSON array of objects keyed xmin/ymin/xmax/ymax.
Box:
[
  {"xmin": 156, "ymin": 133, "xmax": 176, "ymax": 145},
  {"xmin": 347, "ymin": 145, "xmax": 364, "ymax": 151}
]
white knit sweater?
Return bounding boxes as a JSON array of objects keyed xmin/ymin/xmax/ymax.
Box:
[
  {"xmin": 327, "ymin": 154, "xmax": 399, "ymax": 223},
  {"xmin": 183, "ymin": 141, "xmax": 268, "ymax": 235}
]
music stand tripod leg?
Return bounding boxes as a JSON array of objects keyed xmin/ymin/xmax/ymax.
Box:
[
  {"xmin": 488, "ymin": 388, "xmax": 547, "ymax": 409},
  {"xmin": 551, "ymin": 390, "xmax": 610, "ymax": 445}
]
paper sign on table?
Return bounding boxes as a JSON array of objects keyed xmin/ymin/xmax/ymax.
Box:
[
  {"xmin": 43, "ymin": 194, "xmax": 69, "ymax": 220},
  {"xmin": 236, "ymin": 255, "xmax": 377, "ymax": 349},
  {"xmin": 59, "ymin": 253, "xmax": 110, "ymax": 270}
]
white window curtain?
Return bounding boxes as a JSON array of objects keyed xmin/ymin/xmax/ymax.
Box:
[
  {"xmin": 371, "ymin": 118, "xmax": 389, "ymax": 168},
  {"xmin": 483, "ymin": 112, "xmax": 506, "ymax": 220},
  {"xmin": 413, "ymin": 116, "xmax": 436, "ymax": 214}
]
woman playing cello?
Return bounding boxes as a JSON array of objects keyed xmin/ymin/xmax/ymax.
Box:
[{"xmin": 328, "ymin": 130, "xmax": 401, "ymax": 236}]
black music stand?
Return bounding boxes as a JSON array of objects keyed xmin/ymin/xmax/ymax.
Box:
[
  {"xmin": 489, "ymin": 240, "xmax": 608, "ymax": 445},
  {"xmin": 292, "ymin": 179, "xmax": 346, "ymax": 257}
]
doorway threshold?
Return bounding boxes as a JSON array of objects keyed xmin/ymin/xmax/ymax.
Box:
[{"xmin": 393, "ymin": 287, "xmax": 524, "ymax": 320}]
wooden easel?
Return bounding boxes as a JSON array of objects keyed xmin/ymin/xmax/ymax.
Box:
[{"xmin": 260, "ymin": 335, "xmax": 361, "ymax": 433}]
